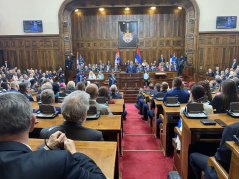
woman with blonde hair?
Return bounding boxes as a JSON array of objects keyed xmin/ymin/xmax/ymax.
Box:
[
  {"xmin": 88, "ymin": 71, "xmax": 96, "ymax": 80},
  {"xmin": 97, "ymin": 71, "xmax": 104, "ymax": 79}
]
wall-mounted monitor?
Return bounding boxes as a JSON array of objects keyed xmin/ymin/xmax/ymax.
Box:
[
  {"xmin": 216, "ymin": 16, "xmax": 237, "ymax": 29},
  {"xmin": 23, "ymin": 20, "xmax": 43, "ymax": 32}
]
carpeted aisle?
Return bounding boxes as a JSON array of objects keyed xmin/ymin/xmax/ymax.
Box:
[{"xmin": 120, "ymin": 104, "xmax": 173, "ymax": 179}]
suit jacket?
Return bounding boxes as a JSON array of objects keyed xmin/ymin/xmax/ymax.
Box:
[
  {"xmin": 231, "ymin": 61, "xmax": 238, "ymax": 69},
  {"xmin": 163, "ymin": 88, "xmax": 189, "ymax": 103},
  {"xmin": 40, "ymin": 121, "xmax": 103, "ymax": 141},
  {"xmin": 109, "ymin": 73, "xmax": 117, "ymax": 86},
  {"xmin": 89, "ymin": 100, "xmax": 112, "ymax": 115},
  {"xmin": 110, "ymin": 92, "xmax": 122, "ymax": 99},
  {"xmin": 23, "ymin": 93, "xmax": 34, "ymax": 101},
  {"xmin": 0, "ymin": 141, "xmax": 106, "ymax": 179},
  {"xmin": 3, "ymin": 63, "xmax": 10, "ymax": 69},
  {"xmin": 76, "ymin": 73, "xmax": 87, "ymax": 84},
  {"xmin": 126, "ymin": 65, "xmax": 136, "ymax": 73},
  {"xmin": 158, "ymin": 57, "xmax": 165, "ymax": 63},
  {"xmin": 34, "ymin": 106, "xmax": 61, "ymax": 114},
  {"xmin": 65, "ymin": 59, "xmax": 72, "ymax": 71}
]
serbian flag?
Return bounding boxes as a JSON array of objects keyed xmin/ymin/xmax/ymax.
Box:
[
  {"xmin": 77, "ymin": 52, "xmax": 80, "ymax": 67},
  {"xmin": 115, "ymin": 46, "xmax": 121, "ymax": 64},
  {"xmin": 170, "ymin": 51, "xmax": 173, "ymax": 65},
  {"xmin": 135, "ymin": 46, "xmax": 141, "ymax": 64}
]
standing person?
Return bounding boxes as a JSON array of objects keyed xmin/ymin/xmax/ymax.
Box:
[
  {"xmin": 126, "ymin": 61, "xmax": 136, "ymax": 73},
  {"xmin": 3, "ymin": 60, "xmax": 10, "ymax": 69},
  {"xmin": 65, "ymin": 56, "xmax": 72, "ymax": 71},
  {"xmin": 77, "ymin": 54, "xmax": 84, "ymax": 66},
  {"xmin": 231, "ymin": 59, "xmax": 238, "ymax": 70},
  {"xmin": 109, "ymin": 70, "xmax": 117, "ymax": 87},
  {"xmin": 177, "ymin": 55, "xmax": 185, "ymax": 76},
  {"xmin": 158, "ymin": 54, "xmax": 165, "ymax": 63},
  {"xmin": 171, "ymin": 53, "xmax": 178, "ymax": 65}
]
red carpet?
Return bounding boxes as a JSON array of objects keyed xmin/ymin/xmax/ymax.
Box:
[
  {"xmin": 124, "ymin": 125, "xmax": 152, "ymax": 134},
  {"xmin": 123, "ymin": 135, "xmax": 159, "ymax": 150},
  {"xmin": 120, "ymin": 104, "xmax": 173, "ymax": 179}
]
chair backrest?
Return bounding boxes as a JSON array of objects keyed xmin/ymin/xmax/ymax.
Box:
[
  {"xmin": 186, "ymin": 103, "xmax": 204, "ymax": 113},
  {"xmin": 200, "ymin": 96, "xmax": 209, "ymax": 103},
  {"xmin": 39, "ymin": 104, "xmax": 55, "ymax": 114},
  {"xmin": 230, "ymin": 102, "xmax": 239, "ymax": 112},
  {"xmin": 87, "ymin": 106, "xmax": 97, "ymax": 115},
  {"xmin": 59, "ymin": 92, "xmax": 67, "ymax": 98},
  {"xmin": 157, "ymin": 93, "xmax": 165, "ymax": 98},
  {"xmin": 166, "ymin": 97, "xmax": 178, "ymax": 104},
  {"xmin": 96, "ymin": 97, "xmax": 106, "ymax": 104}
]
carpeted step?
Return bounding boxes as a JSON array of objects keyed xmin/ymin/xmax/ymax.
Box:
[
  {"xmin": 121, "ymin": 151, "xmax": 173, "ymax": 179},
  {"xmin": 124, "ymin": 125, "xmax": 152, "ymax": 135},
  {"xmin": 123, "ymin": 135, "xmax": 160, "ymax": 150}
]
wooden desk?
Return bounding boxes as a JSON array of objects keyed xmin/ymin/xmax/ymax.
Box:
[
  {"xmin": 180, "ymin": 114, "xmax": 239, "ymax": 179},
  {"xmin": 33, "ymin": 115, "xmax": 122, "ymax": 156},
  {"xmin": 160, "ymin": 103, "xmax": 187, "ymax": 156},
  {"xmin": 119, "ymin": 92, "xmax": 124, "ymax": 99},
  {"xmin": 226, "ymin": 141, "xmax": 239, "ymax": 179},
  {"xmin": 31, "ymin": 102, "xmax": 61, "ymax": 110},
  {"xmin": 29, "ymin": 139, "xmax": 118, "ymax": 179},
  {"xmin": 112, "ymin": 99, "xmax": 124, "ymax": 105}
]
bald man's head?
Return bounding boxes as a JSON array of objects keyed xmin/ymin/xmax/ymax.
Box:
[
  {"xmin": 10, "ymin": 81, "xmax": 19, "ymax": 90},
  {"xmin": 86, "ymin": 84, "xmax": 98, "ymax": 99},
  {"xmin": 41, "ymin": 82, "xmax": 52, "ymax": 91}
]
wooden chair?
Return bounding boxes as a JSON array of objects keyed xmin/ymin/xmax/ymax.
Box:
[
  {"xmin": 208, "ymin": 157, "xmax": 228, "ymax": 179},
  {"xmin": 172, "ymin": 126, "xmax": 182, "ymax": 175},
  {"xmin": 159, "ymin": 114, "xmax": 164, "ymax": 144}
]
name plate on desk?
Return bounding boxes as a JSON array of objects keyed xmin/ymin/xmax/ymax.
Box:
[{"xmin": 155, "ymin": 72, "xmax": 166, "ymax": 76}]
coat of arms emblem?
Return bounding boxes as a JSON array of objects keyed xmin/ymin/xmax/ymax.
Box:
[{"xmin": 123, "ymin": 30, "xmax": 133, "ymax": 43}]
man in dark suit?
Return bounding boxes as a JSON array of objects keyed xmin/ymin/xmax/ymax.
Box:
[
  {"xmin": 109, "ymin": 84, "xmax": 122, "ymax": 99},
  {"xmin": 3, "ymin": 60, "xmax": 10, "ymax": 69},
  {"xmin": 19, "ymin": 82, "xmax": 34, "ymax": 101},
  {"xmin": 7, "ymin": 81, "xmax": 20, "ymax": 93},
  {"xmin": 231, "ymin": 59, "xmax": 238, "ymax": 70},
  {"xmin": 65, "ymin": 56, "xmax": 72, "ymax": 71},
  {"xmin": 40, "ymin": 91, "xmax": 103, "ymax": 141},
  {"xmin": 109, "ymin": 70, "xmax": 117, "ymax": 86},
  {"xmin": 177, "ymin": 55, "xmax": 185, "ymax": 76},
  {"xmin": 105, "ymin": 65, "xmax": 111, "ymax": 72},
  {"xmin": 158, "ymin": 54, "xmax": 165, "ymax": 63},
  {"xmin": 125, "ymin": 60, "xmax": 130, "ymax": 66},
  {"xmin": 126, "ymin": 61, "xmax": 136, "ymax": 73},
  {"xmin": 112, "ymin": 64, "xmax": 119, "ymax": 72},
  {"xmin": 76, "ymin": 70, "xmax": 87, "ymax": 84},
  {"xmin": 34, "ymin": 89, "xmax": 61, "ymax": 114},
  {"xmin": 0, "ymin": 93, "xmax": 106, "ymax": 179},
  {"xmin": 206, "ymin": 68, "xmax": 214, "ymax": 77},
  {"xmin": 163, "ymin": 77, "xmax": 190, "ymax": 103},
  {"xmin": 172, "ymin": 62, "xmax": 178, "ymax": 71},
  {"xmin": 190, "ymin": 122, "xmax": 239, "ymax": 179}
]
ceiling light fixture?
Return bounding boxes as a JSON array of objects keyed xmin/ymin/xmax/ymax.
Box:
[
  {"xmin": 99, "ymin": 8, "xmax": 104, "ymax": 11},
  {"xmin": 125, "ymin": 7, "xmax": 130, "ymax": 11},
  {"xmin": 178, "ymin": 6, "xmax": 182, "ymax": 10},
  {"xmin": 151, "ymin": 7, "xmax": 156, "ymax": 10}
]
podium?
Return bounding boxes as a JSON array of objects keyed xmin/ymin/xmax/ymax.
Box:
[{"xmin": 117, "ymin": 73, "xmax": 143, "ymax": 89}]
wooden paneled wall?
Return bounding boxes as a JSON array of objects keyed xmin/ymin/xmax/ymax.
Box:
[
  {"xmin": 72, "ymin": 7, "xmax": 186, "ymax": 65},
  {"xmin": 0, "ymin": 35, "xmax": 62, "ymax": 71},
  {"xmin": 197, "ymin": 32, "xmax": 239, "ymax": 74}
]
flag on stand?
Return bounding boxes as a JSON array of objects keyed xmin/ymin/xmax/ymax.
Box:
[
  {"xmin": 135, "ymin": 46, "xmax": 141, "ymax": 64},
  {"xmin": 115, "ymin": 46, "xmax": 121, "ymax": 64},
  {"xmin": 170, "ymin": 51, "xmax": 173, "ymax": 65},
  {"xmin": 77, "ymin": 52, "xmax": 79, "ymax": 67}
]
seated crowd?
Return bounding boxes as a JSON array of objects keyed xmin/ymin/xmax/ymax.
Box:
[{"xmin": 135, "ymin": 76, "xmax": 239, "ymax": 179}]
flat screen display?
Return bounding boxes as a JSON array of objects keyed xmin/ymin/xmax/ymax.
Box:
[
  {"xmin": 23, "ymin": 20, "xmax": 43, "ymax": 32},
  {"xmin": 216, "ymin": 16, "xmax": 237, "ymax": 29}
]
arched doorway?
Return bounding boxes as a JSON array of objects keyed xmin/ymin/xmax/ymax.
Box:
[{"xmin": 59, "ymin": 0, "xmax": 200, "ymax": 69}]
